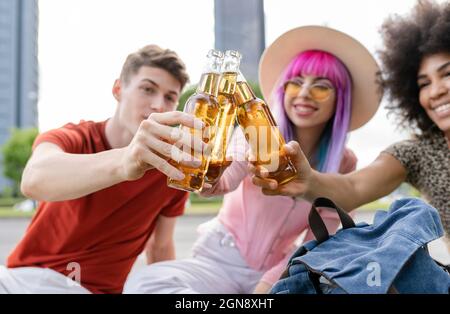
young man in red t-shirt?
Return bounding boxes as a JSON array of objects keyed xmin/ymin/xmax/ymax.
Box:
[{"xmin": 0, "ymin": 45, "xmax": 205, "ymax": 294}]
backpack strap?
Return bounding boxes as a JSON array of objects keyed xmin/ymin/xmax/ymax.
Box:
[
  {"xmin": 309, "ymin": 197, "xmax": 356, "ymax": 244},
  {"xmin": 280, "ymin": 244, "xmax": 312, "ymax": 279},
  {"xmin": 433, "ymin": 259, "xmax": 450, "ymax": 274}
]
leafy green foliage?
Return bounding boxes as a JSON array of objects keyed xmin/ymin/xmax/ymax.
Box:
[{"xmin": 1, "ymin": 128, "xmax": 39, "ymax": 196}]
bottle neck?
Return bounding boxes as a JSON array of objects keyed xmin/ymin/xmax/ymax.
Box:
[
  {"xmin": 234, "ymin": 81, "xmax": 256, "ymax": 105},
  {"xmin": 197, "ymin": 72, "xmax": 221, "ymax": 96},
  {"xmin": 219, "ymin": 71, "xmax": 238, "ymax": 95}
]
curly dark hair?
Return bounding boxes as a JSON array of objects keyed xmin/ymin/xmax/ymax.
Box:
[{"xmin": 378, "ymin": 0, "xmax": 450, "ymax": 134}]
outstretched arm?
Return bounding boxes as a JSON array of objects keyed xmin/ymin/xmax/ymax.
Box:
[
  {"xmin": 21, "ymin": 112, "xmax": 206, "ymax": 202},
  {"xmin": 249, "ymin": 141, "xmax": 407, "ymax": 212}
]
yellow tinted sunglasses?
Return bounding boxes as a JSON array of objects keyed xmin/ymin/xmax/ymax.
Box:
[{"xmin": 283, "ymin": 78, "xmax": 334, "ymax": 102}]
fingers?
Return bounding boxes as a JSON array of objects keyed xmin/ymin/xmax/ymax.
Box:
[
  {"xmin": 247, "ymin": 162, "xmax": 269, "ymax": 178},
  {"xmin": 144, "ymin": 135, "xmax": 202, "ymax": 168},
  {"xmin": 137, "ymin": 148, "xmax": 185, "ymax": 180},
  {"xmin": 176, "ymin": 127, "xmax": 209, "ymax": 155},
  {"xmin": 148, "ymin": 111, "xmax": 204, "ymax": 129},
  {"xmin": 203, "ymin": 183, "xmax": 213, "ymax": 190},
  {"xmin": 261, "ymin": 185, "xmax": 304, "ymax": 198},
  {"xmin": 251, "ymin": 174, "xmax": 278, "ymax": 190},
  {"xmin": 140, "ymin": 119, "xmax": 206, "ymax": 155},
  {"xmin": 284, "ymin": 141, "xmax": 307, "ymax": 165},
  {"xmin": 261, "ymin": 188, "xmax": 283, "ymax": 196}
]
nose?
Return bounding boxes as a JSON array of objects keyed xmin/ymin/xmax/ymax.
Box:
[
  {"xmin": 429, "ymin": 80, "xmax": 448, "ymax": 101},
  {"xmin": 150, "ymin": 94, "xmax": 165, "ymax": 113},
  {"xmin": 297, "ymin": 84, "xmax": 312, "ymax": 99}
]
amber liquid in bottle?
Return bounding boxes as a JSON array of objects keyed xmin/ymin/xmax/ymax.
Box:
[
  {"xmin": 167, "ymin": 72, "xmax": 221, "ymax": 192},
  {"xmin": 204, "ymin": 71, "xmax": 238, "ymax": 184},
  {"xmin": 235, "ymin": 81, "xmax": 297, "ymax": 185}
]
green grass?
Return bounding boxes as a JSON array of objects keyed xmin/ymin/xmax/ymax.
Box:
[
  {"xmin": 185, "ymin": 202, "xmax": 222, "ymax": 215},
  {"xmin": 0, "ymin": 207, "xmax": 35, "ymax": 218},
  {"xmin": 359, "ymin": 200, "xmax": 389, "ymax": 211},
  {"xmin": 184, "ymin": 199, "xmax": 391, "ymax": 215},
  {"xmin": 0, "ymin": 197, "xmax": 24, "ymax": 207},
  {"xmin": 0, "ymin": 198, "xmax": 389, "ymax": 218}
]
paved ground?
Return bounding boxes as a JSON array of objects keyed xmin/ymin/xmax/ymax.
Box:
[{"xmin": 1, "ymin": 212, "xmax": 449, "ymax": 273}]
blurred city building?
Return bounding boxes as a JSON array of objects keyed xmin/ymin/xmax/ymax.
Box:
[{"xmin": 214, "ymin": 0, "xmax": 265, "ymax": 82}]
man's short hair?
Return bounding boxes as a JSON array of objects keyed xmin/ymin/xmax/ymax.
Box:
[{"xmin": 120, "ymin": 44, "xmax": 189, "ymax": 90}]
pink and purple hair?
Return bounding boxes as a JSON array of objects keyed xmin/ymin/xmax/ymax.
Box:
[{"xmin": 271, "ymin": 50, "xmax": 352, "ymax": 173}]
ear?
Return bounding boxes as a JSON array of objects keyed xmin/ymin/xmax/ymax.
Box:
[{"xmin": 112, "ymin": 79, "xmax": 121, "ymax": 102}]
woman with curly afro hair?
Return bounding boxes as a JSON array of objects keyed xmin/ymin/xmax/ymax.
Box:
[{"xmin": 250, "ymin": 0, "xmax": 450, "ymax": 251}]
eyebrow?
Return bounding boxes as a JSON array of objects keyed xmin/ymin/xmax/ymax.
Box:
[
  {"xmin": 141, "ymin": 78, "xmax": 179, "ymax": 96},
  {"xmin": 314, "ymin": 76, "xmax": 331, "ymax": 81},
  {"xmin": 301, "ymin": 76, "xmax": 332, "ymax": 82},
  {"xmin": 417, "ymin": 61, "xmax": 450, "ymax": 80},
  {"xmin": 292, "ymin": 76, "xmax": 330, "ymax": 82}
]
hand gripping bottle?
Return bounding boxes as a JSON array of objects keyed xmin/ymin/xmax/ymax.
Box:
[
  {"xmin": 234, "ymin": 78, "xmax": 297, "ymax": 185},
  {"xmin": 167, "ymin": 50, "xmax": 224, "ymax": 192}
]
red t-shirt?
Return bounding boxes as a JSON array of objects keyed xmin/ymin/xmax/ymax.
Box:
[{"xmin": 7, "ymin": 120, "xmax": 188, "ymax": 294}]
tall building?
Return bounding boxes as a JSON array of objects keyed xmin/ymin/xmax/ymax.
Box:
[
  {"xmin": 214, "ymin": 0, "xmax": 265, "ymax": 83},
  {"xmin": 0, "ymin": 0, "xmax": 39, "ymax": 192}
]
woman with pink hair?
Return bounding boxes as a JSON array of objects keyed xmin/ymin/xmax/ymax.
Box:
[{"xmin": 124, "ymin": 26, "xmax": 382, "ymax": 294}]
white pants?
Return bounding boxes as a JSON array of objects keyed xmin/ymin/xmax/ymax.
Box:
[
  {"xmin": 123, "ymin": 219, "xmax": 263, "ymax": 294},
  {"xmin": 0, "ymin": 266, "xmax": 90, "ymax": 294}
]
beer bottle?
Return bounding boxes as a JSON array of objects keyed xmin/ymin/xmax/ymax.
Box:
[
  {"xmin": 204, "ymin": 50, "xmax": 242, "ymax": 184},
  {"xmin": 234, "ymin": 79, "xmax": 297, "ymax": 185},
  {"xmin": 167, "ymin": 49, "xmax": 223, "ymax": 192}
]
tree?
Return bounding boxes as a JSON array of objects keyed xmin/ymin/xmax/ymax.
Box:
[{"xmin": 1, "ymin": 128, "xmax": 38, "ymax": 196}]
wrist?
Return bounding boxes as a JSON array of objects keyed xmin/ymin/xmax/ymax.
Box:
[
  {"xmin": 303, "ymin": 169, "xmax": 320, "ymax": 202},
  {"xmin": 112, "ymin": 147, "xmax": 128, "ymax": 182}
]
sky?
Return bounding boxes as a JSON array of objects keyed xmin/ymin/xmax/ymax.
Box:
[{"xmin": 37, "ymin": 0, "xmax": 446, "ymax": 168}]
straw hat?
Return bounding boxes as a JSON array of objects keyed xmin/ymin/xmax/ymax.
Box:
[{"xmin": 259, "ymin": 25, "xmax": 383, "ymax": 130}]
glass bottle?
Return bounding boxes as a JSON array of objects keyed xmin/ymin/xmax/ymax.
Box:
[
  {"xmin": 204, "ymin": 50, "xmax": 242, "ymax": 185},
  {"xmin": 167, "ymin": 49, "xmax": 223, "ymax": 192},
  {"xmin": 234, "ymin": 79, "xmax": 297, "ymax": 185}
]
